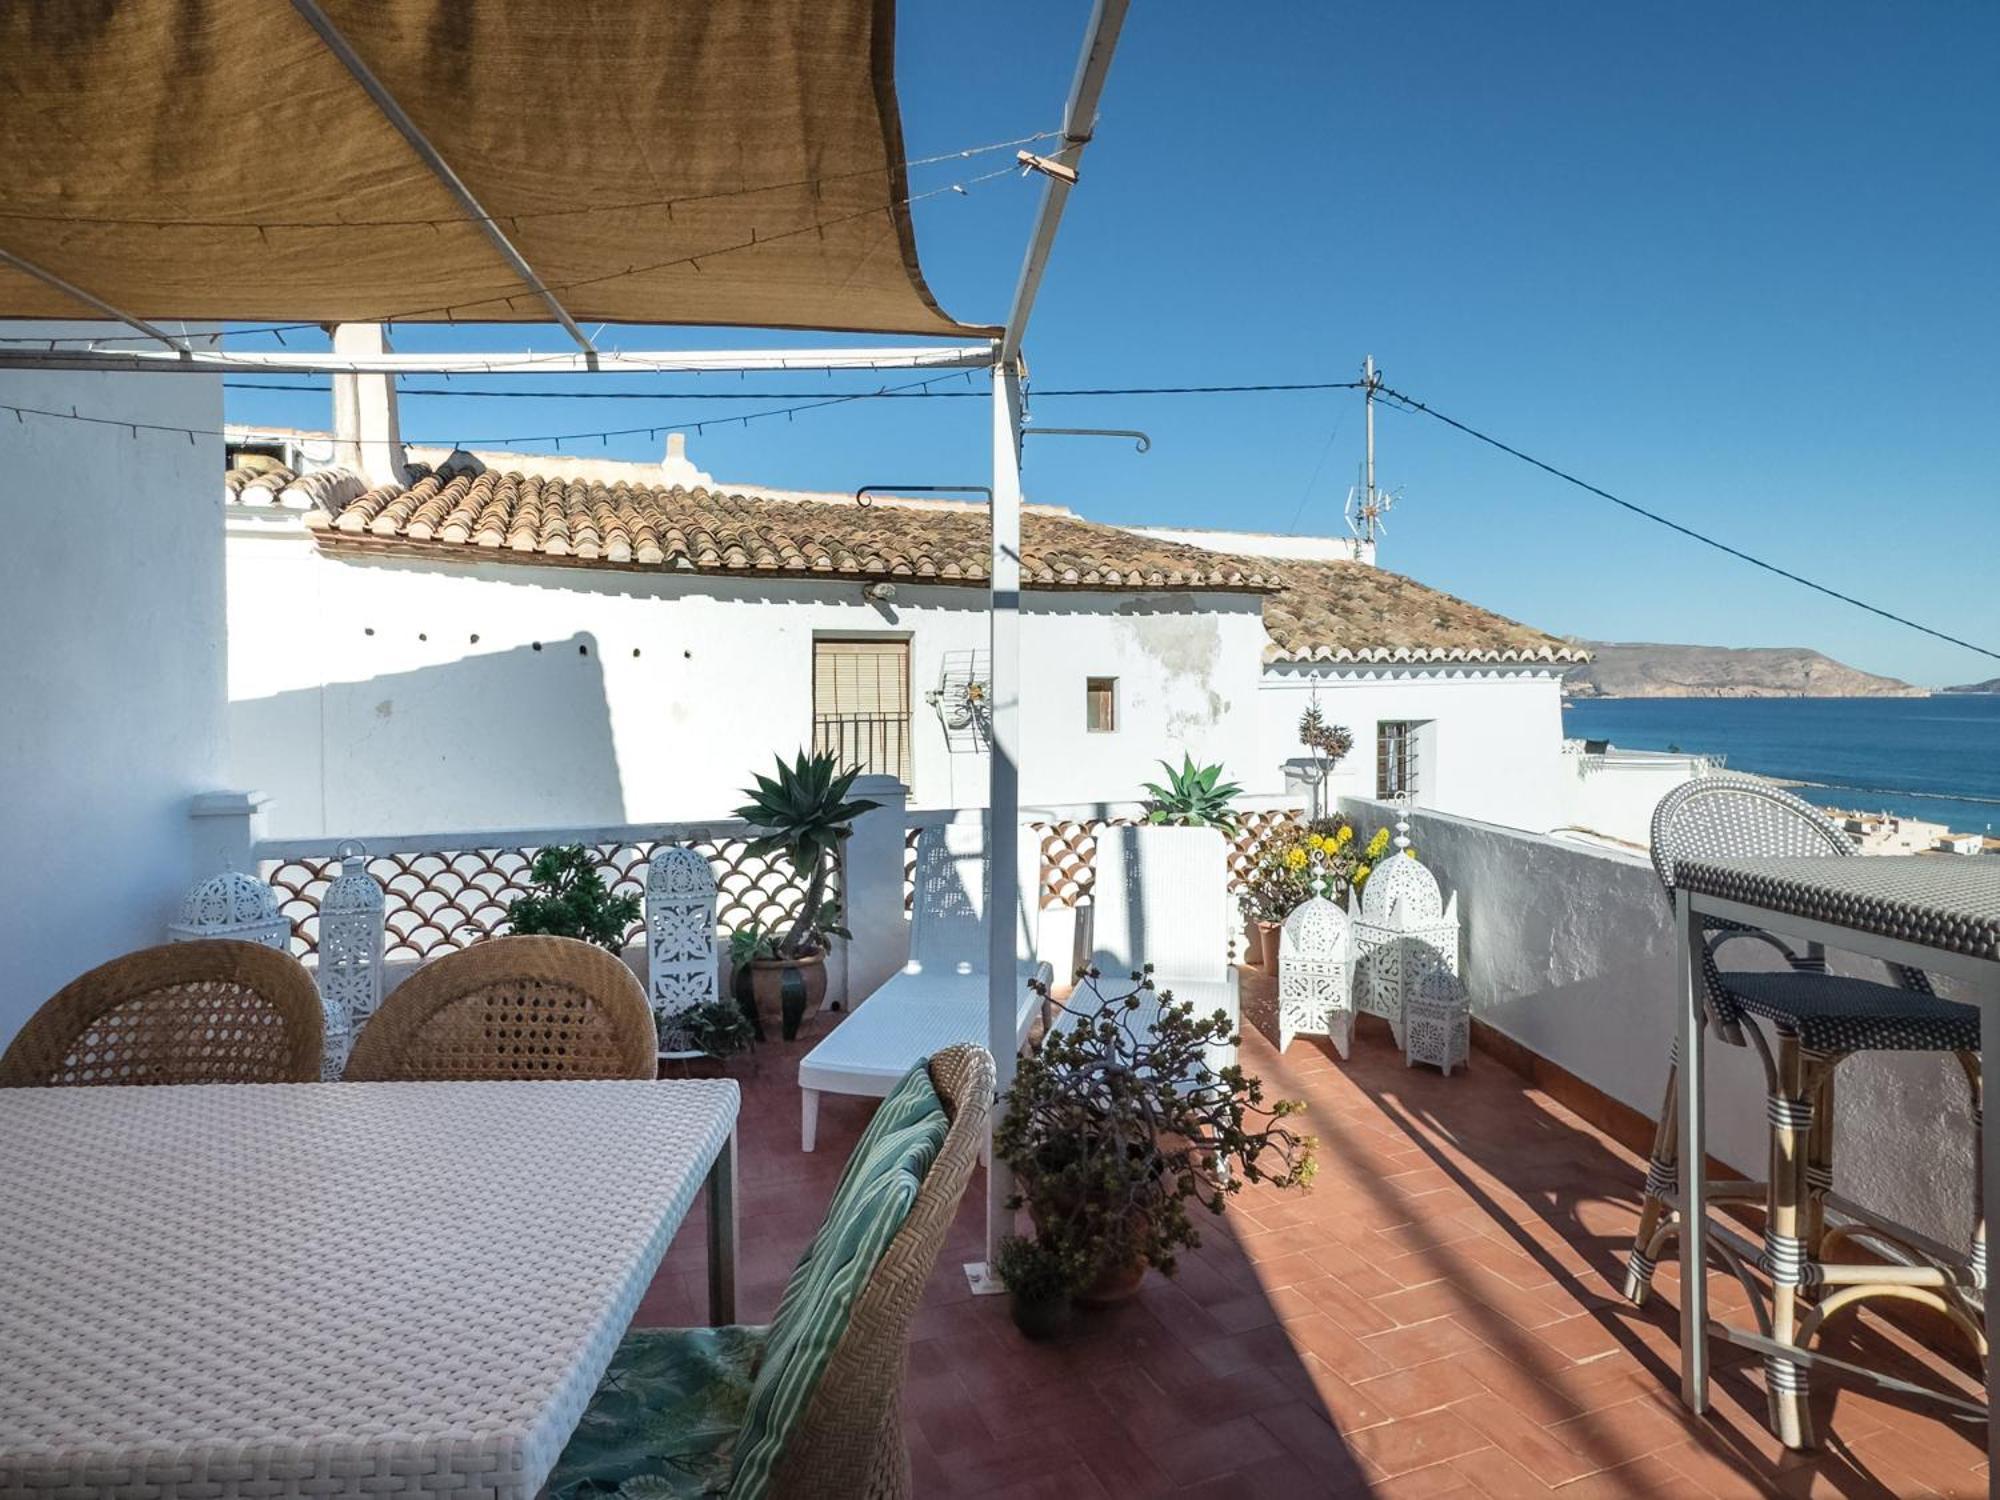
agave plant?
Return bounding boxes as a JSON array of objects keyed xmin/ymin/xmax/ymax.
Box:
[
  {"xmin": 1141, "ymin": 754, "xmax": 1243, "ymax": 833},
  {"xmin": 733, "ymin": 750, "xmax": 881, "ymax": 959}
]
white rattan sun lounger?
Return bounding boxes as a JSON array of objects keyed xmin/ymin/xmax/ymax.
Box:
[{"xmin": 797, "ymin": 820, "xmax": 1049, "ymax": 1149}]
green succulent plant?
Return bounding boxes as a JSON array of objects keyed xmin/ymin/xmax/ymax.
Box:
[
  {"xmin": 1141, "ymin": 754, "xmax": 1244, "ymax": 833},
  {"xmin": 733, "ymin": 750, "xmax": 881, "ymax": 959},
  {"xmin": 504, "ymin": 844, "xmax": 641, "ymax": 953}
]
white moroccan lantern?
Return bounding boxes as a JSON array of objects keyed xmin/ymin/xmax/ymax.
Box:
[
  {"xmin": 647, "ymin": 844, "xmax": 719, "ymax": 1057},
  {"xmin": 1277, "ymin": 884, "xmax": 1353, "ymax": 1058},
  {"xmin": 1349, "ymin": 831, "xmax": 1459, "ymax": 1047},
  {"xmin": 1404, "ymin": 964, "xmax": 1471, "ymax": 1075},
  {"xmin": 317, "ymin": 840, "xmax": 385, "ymax": 1080},
  {"xmin": 168, "ymin": 871, "xmax": 293, "ymax": 951}
]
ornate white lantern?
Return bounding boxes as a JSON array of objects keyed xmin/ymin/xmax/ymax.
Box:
[
  {"xmin": 317, "ymin": 840, "xmax": 385, "ymax": 1080},
  {"xmin": 1404, "ymin": 964, "xmax": 1471, "ymax": 1075},
  {"xmin": 1349, "ymin": 830, "xmax": 1459, "ymax": 1047},
  {"xmin": 647, "ymin": 844, "xmax": 719, "ymax": 1057},
  {"xmin": 168, "ymin": 871, "xmax": 293, "ymax": 951},
  {"xmin": 1277, "ymin": 885, "xmax": 1353, "ymax": 1058}
]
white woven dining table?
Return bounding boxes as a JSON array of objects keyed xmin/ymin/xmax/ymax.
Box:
[{"xmin": 0, "ymin": 1079, "xmax": 739, "ymax": 1500}]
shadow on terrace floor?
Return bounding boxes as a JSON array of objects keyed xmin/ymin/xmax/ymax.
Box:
[{"xmin": 636, "ymin": 971, "xmax": 1986, "ymax": 1498}]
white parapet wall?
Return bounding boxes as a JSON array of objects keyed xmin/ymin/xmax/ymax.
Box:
[{"xmin": 1339, "ymin": 797, "xmax": 1978, "ymax": 1252}]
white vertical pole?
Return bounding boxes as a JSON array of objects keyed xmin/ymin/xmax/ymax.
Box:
[{"xmin": 973, "ymin": 360, "xmax": 1027, "ymax": 1288}]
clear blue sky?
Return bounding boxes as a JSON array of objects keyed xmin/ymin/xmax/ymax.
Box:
[{"xmin": 224, "ymin": 3, "xmax": 1999, "ymax": 687}]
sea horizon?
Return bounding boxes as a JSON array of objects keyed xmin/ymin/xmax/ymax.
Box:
[{"xmin": 1561, "ymin": 695, "xmax": 2000, "ymax": 836}]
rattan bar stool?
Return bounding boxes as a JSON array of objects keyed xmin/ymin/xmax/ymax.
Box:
[
  {"xmin": 1624, "ymin": 776, "xmax": 1983, "ymax": 1448},
  {"xmin": 343, "ymin": 934, "xmax": 658, "ymax": 1081},
  {"xmin": 0, "ymin": 939, "xmax": 323, "ymax": 1086}
]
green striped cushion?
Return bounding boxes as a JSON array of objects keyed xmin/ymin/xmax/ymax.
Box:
[
  {"xmin": 767, "ymin": 1062, "xmax": 942, "ymax": 1329},
  {"xmin": 726, "ymin": 1111, "xmax": 945, "ymax": 1498}
]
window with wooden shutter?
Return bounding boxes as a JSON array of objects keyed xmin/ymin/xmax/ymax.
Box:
[
  {"xmin": 1086, "ymin": 677, "xmax": 1118, "ymax": 732},
  {"xmin": 812, "ymin": 637, "xmax": 911, "ymax": 784}
]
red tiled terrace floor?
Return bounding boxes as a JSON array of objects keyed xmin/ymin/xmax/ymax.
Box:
[{"xmin": 641, "ymin": 972, "xmax": 1987, "ymax": 1497}]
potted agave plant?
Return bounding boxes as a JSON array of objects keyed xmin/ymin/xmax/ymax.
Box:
[
  {"xmin": 731, "ymin": 750, "xmax": 880, "ymax": 1041},
  {"xmin": 999, "ymin": 968, "xmax": 1317, "ymax": 1306},
  {"xmin": 1141, "ymin": 754, "xmax": 1243, "ymax": 832}
]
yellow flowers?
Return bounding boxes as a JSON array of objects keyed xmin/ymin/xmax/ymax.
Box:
[
  {"xmin": 1284, "ymin": 846, "xmax": 1310, "ymax": 871},
  {"xmin": 1353, "ymin": 863, "xmax": 1371, "ymax": 885},
  {"xmin": 1365, "ymin": 827, "xmax": 1391, "ymax": 859},
  {"xmin": 1338, "ymin": 824, "xmax": 1354, "ymax": 846}
]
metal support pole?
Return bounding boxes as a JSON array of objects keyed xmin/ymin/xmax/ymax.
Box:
[
  {"xmin": 969, "ymin": 360, "xmax": 1027, "ymax": 1292},
  {"xmin": 0, "ymin": 249, "xmax": 190, "ymax": 354},
  {"xmin": 1676, "ymin": 888, "xmax": 1710, "ymax": 1412}
]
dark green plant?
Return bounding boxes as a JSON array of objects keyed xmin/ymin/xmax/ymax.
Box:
[
  {"xmin": 505, "ymin": 845, "xmax": 640, "ymax": 953},
  {"xmin": 1141, "ymin": 754, "xmax": 1243, "ymax": 833},
  {"xmin": 734, "ymin": 750, "xmax": 881, "ymax": 960},
  {"xmin": 683, "ymin": 998, "xmax": 755, "ymax": 1059},
  {"xmin": 997, "ymin": 969, "xmax": 1317, "ymax": 1288},
  {"xmin": 994, "ymin": 1234, "xmax": 1078, "ymax": 1301}
]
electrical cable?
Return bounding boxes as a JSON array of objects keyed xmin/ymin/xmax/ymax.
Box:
[
  {"xmin": 216, "ymin": 379, "xmax": 1374, "ymax": 400},
  {"xmin": 1371, "ymin": 381, "xmax": 2000, "ymax": 664}
]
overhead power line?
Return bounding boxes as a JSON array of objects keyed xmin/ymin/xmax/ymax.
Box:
[
  {"xmin": 1371, "ymin": 381, "xmax": 2000, "ymax": 664},
  {"xmin": 0, "ymin": 133, "xmax": 1060, "ymax": 233}
]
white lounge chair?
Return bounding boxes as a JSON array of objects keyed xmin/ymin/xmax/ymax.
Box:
[
  {"xmin": 797, "ymin": 821, "xmax": 1049, "ymax": 1150},
  {"xmin": 1061, "ymin": 824, "xmax": 1240, "ymax": 1075}
]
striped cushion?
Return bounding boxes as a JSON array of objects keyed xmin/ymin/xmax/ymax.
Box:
[
  {"xmin": 727, "ymin": 1105, "xmax": 945, "ymax": 1497},
  {"xmin": 767, "ymin": 1062, "xmax": 942, "ymax": 1330}
]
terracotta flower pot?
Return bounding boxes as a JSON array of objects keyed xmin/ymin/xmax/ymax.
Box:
[
  {"xmin": 1255, "ymin": 920, "xmax": 1282, "ymax": 972},
  {"xmin": 1242, "ymin": 919, "xmax": 1264, "ymax": 969},
  {"xmin": 733, "ymin": 952, "xmax": 827, "ymax": 1041},
  {"xmin": 1028, "ymin": 1195, "xmax": 1151, "ymax": 1306}
]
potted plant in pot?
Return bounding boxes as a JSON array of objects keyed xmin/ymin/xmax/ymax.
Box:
[
  {"xmin": 731, "ymin": 750, "xmax": 880, "ymax": 1042},
  {"xmin": 505, "ymin": 844, "xmax": 642, "ymax": 952},
  {"xmin": 1141, "ymin": 754, "xmax": 1243, "ymax": 832},
  {"xmin": 994, "ymin": 1234, "xmax": 1078, "ymax": 1342},
  {"xmin": 998, "ymin": 969, "xmax": 1317, "ymax": 1306},
  {"xmin": 1240, "ymin": 818, "xmax": 1358, "ymax": 968},
  {"xmin": 664, "ymin": 996, "xmax": 757, "ymax": 1077}
]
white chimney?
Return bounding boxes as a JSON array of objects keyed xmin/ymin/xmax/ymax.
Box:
[
  {"xmin": 330, "ymin": 323, "xmax": 407, "ymax": 487},
  {"xmin": 660, "ymin": 431, "xmax": 714, "ymax": 490}
]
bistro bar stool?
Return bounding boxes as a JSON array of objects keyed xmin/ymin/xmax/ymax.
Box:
[{"xmin": 1624, "ymin": 776, "xmax": 1983, "ymax": 1448}]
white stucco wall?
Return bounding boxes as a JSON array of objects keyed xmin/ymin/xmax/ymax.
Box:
[
  {"xmin": 1267, "ymin": 664, "xmax": 1567, "ymax": 832},
  {"xmin": 0, "ymin": 325, "xmax": 228, "ymax": 1039},
  {"xmin": 225, "ymin": 519, "xmax": 1273, "ymax": 837},
  {"xmin": 1555, "ymin": 746, "xmax": 1719, "ymax": 847},
  {"xmin": 1340, "ymin": 797, "xmax": 1977, "ymax": 1252}
]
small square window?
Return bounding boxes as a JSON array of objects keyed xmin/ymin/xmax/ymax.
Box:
[{"xmin": 1086, "ymin": 677, "xmax": 1118, "ymax": 732}]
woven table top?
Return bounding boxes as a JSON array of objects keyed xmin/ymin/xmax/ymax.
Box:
[
  {"xmin": 1677, "ymin": 854, "xmax": 2000, "ymax": 963},
  {"xmin": 0, "ymin": 1079, "xmax": 738, "ymax": 1500}
]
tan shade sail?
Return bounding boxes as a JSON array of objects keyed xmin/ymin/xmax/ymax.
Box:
[{"xmin": 0, "ymin": 0, "xmax": 995, "ymax": 337}]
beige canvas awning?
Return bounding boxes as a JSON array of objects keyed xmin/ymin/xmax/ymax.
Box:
[{"xmin": 0, "ymin": 0, "xmax": 996, "ymax": 338}]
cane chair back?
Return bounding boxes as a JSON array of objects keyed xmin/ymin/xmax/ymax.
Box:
[
  {"xmin": 342, "ymin": 935, "xmax": 657, "ymax": 1081},
  {"xmin": 0, "ymin": 940, "xmax": 322, "ymax": 1087}
]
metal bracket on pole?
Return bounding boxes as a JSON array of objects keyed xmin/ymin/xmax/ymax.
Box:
[
  {"xmin": 1015, "ymin": 151, "xmax": 1079, "ymax": 186},
  {"xmin": 1021, "ymin": 426, "xmax": 1150, "ymax": 453}
]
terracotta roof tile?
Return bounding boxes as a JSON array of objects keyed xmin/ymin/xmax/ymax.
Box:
[
  {"xmin": 1261, "ymin": 560, "xmax": 1587, "ymax": 664},
  {"xmin": 306, "ymin": 465, "xmax": 1287, "ymax": 593}
]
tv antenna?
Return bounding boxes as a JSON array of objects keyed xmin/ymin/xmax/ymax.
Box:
[{"xmin": 1345, "ymin": 354, "xmax": 1399, "ymax": 545}]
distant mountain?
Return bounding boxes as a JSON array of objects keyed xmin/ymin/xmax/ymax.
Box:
[
  {"xmin": 1564, "ymin": 643, "xmax": 1926, "ymax": 699},
  {"xmin": 1941, "ymin": 678, "xmax": 2000, "ymax": 694}
]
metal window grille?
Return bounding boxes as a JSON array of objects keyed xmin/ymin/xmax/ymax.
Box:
[
  {"xmin": 812, "ymin": 637, "xmax": 911, "ymax": 782},
  {"xmin": 1378, "ymin": 720, "xmax": 1420, "ymax": 799},
  {"xmin": 1086, "ymin": 676, "xmax": 1117, "ymax": 732}
]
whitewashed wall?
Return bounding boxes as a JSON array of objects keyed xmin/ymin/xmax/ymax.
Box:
[
  {"xmin": 1266, "ymin": 663, "xmax": 1567, "ymax": 831},
  {"xmin": 1340, "ymin": 797, "xmax": 1977, "ymax": 1252},
  {"xmin": 0, "ymin": 324, "xmax": 228, "ymax": 1038},
  {"xmin": 226, "ymin": 518, "xmax": 1273, "ymax": 838},
  {"xmin": 1555, "ymin": 745, "xmax": 1719, "ymax": 846}
]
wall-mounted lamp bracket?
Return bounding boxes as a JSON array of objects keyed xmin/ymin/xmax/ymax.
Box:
[{"xmin": 1019, "ymin": 426, "xmax": 1151, "ymax": 453}]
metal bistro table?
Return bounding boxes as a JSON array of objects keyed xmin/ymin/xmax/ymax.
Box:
[
  {"xmin": 1673, "ymin": 854, "xmax": 2000, "ymax": 1486},
  {"xmin": 0, "ymin": 1078, "xmax": 740, "ymax": 1500}
]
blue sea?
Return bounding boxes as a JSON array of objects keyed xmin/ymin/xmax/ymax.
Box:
[{"xmin": 1561, "ymin": 696, "xmax": 2000, "ymax": 836}]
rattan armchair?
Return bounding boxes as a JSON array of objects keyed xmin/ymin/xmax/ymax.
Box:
[
  {"xmin": 549, "ymin": 1044, "xmax": 996, "ymax": 1500},
  {"xmin": 0, "ymin": 939, "xmax": 323, "ymax": 1087},
  {"xmin": 342, "ymin": 935, "xmax": 658, "ymax": 1082}
]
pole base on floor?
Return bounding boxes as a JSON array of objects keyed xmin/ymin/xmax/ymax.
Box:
[{"xmin": 963, "ymin": 1261, "xmax": 1005, "ymax": 1296}]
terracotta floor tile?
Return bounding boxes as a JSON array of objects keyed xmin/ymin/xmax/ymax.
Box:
[{"xmin": 629, "ymin": 982, "xmax": 1978, "ymax": 1500}]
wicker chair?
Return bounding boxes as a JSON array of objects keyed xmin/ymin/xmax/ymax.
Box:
[
  {"xmin": 0, "ymin": 940, "xmax": 323, "ymax": 1087},
  {"xmin": 1625, "ymin": 776, "xmax": 1982, "ymax": 1448},
  {"xmin": 548, "ymin": 1044, "xmax": 996, "ymax": 1500},
  {"xmin": 342, "ymin": 935, "xmax": 657, "ymax": 1082}
]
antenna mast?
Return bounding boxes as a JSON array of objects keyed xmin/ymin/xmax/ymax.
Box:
[{"xmin": 1345, "ymin": 354, "xmax": 1395, "ymax": 548}]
